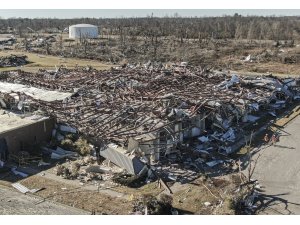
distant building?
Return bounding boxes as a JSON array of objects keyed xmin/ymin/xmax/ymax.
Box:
[{"xmin": 69, "ymin": 24, "xmax": 98, "ymax": 39}]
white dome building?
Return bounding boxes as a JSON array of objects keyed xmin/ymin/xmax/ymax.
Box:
[{"xmin": 69, "ymin": 24, "xmax": 98, "ymax": 39}]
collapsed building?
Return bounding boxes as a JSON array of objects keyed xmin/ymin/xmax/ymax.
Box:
[
  {"xmin": 0, "ymin": 64, "xmax": 299, "ymax": 174},
  {"xmin": 0, "ymin": 82, "xmax": 72, "ymax": 163}
]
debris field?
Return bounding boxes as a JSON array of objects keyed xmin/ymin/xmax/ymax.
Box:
[
  {"xmin": 1, "ymin": 64, "xmax": 299, "ymax": 167},
  {"xmin": 1, "ymin": 62, "xmax": 300, "ymax": 214}
]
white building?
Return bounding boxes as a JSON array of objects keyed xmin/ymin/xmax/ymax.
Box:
[{"xmin": 69, "ymin": 24, "xmax": 98, "ymax": 39}]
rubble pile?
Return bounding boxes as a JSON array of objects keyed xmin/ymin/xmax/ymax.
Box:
[
  {"xmin": 242, "ymin": 49, "xmax": 300, "ymax": 65},
  {"xmin": 229, "ymin": 179, "xmax": 266, "ymax": 215},
  {"xmin": 17, "ymin": 35, "xmax": 57, "ymax": 52},
  {"xmin": 0, "ymin": 37, "xmax": 16, "ymax": 47},
  {"xmin": 132, "ymin": 194, "xmax": 174, "ymax": 215},
  {"xmin": 112, "ymin": 172, "xmax": 147, "ymax": 187},
  {"xmin": 0, "ymin": 55, "xmax": 29, "ymax": 67},
  {"xmin": 1, "ymin": 64, "xmax": 300, "ymax": 175},
  {"xmin": 49, "ymin": 123, "xmax": 93, "ymax": 156},
  {"xmin": 54, "ymin": 156, "xmax": 121, "ymax": 183}
]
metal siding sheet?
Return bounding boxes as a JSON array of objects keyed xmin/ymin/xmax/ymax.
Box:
[
  {"xmin": 11, "ymin": 183, "xmax": 30, "ymax": 194},
  {"xmin": 100, "ymin": 147, "xmax": 144, "ymax": 175}
]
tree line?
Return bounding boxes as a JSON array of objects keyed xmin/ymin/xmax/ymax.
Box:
[{"xmin": 0, "ymin": 15, "xmax": 299, "ymax": 41}]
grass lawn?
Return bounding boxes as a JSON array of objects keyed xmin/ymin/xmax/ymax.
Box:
[{"xmin": 0, "ymin": 50, "xmax": 113, "ymax": 73}]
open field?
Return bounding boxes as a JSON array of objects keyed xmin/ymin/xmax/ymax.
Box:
[
  {"xmin": 2, "ymin": 43, "xmax": 300, "ymax": 76},
  {"xmin": 0, "ymin": 50, "xmax": 112, "ymax": 72}
]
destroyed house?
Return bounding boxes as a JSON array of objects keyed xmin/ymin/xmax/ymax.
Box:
[
  {"xmin": 0, "ymin": 79, "xmax": 73, "ymax": 161},
  {"xmin": 0, "ymin": 66, "xmax": 299, "ymax": 173}
]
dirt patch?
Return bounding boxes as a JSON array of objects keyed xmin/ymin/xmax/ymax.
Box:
[
  {"xmin": 19, "ymin": 175, "xmax": 131, "ymax": 215},
  {"xmin": 171, "ymin": 176, "xmax": 237, "ymax": 215},
  {"xmin": 112, "ymin": 181, "xmax": 163, "ymax": 197}
]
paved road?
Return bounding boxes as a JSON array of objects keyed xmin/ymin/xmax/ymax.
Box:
[
  {"xmin": 253, "ymin": 116, "xmax": 300, "ymax": 214},
  {"xmin": 0, "ymin": 186, "xmax": 89, "ymax": 215}
]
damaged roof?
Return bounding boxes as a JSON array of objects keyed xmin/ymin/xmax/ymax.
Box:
[
  {"xmin": 0, "ymin": 82, "xmax": 73, "ymax": 102},
  {"xmin": 0, "ymin": 112, "xmax": 49, "ymax": 134},
  {"xmin": 0, "ymin": 65, "xmax": 299, "ymax": 147}
]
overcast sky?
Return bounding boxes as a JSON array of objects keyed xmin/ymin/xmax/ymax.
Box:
[{"xmin": 0, "ymin": 9, "xmax": 300, "ymax": 19}]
